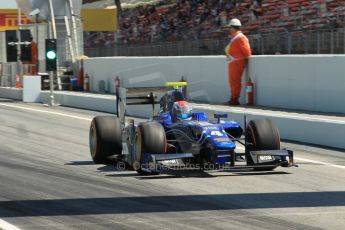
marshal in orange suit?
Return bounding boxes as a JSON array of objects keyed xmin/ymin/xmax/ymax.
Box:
[
  {"xmin": 224, "ymin": 18, "xmax": 252, "ymax": 105},
  {"xmin": 29, "ymin": 37, "xmax": 38, "ymax": 75},
  {"xmin": 23, "ymin": 36, "xmax": 38, "ymax": 75}
]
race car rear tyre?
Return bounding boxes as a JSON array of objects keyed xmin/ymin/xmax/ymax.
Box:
[
  {"xmin": 89, "ymin": 116, "xmax": 122, "ymax": 164},
  {"xmin": 133, "ymin": 122, "xmax": 167, "ymax": 175},
  {"xmin": 246, "ymin": 119, "xmax": 280, "ymax": 171}
]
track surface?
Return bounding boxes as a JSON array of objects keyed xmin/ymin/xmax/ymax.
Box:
[{"xmin": 0, "ymin": 99, "xmax": 345, "ymax": 230}]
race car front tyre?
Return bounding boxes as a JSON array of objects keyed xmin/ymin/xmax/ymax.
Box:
[
  {"xmin": 133, "ymin": 122, "xmax": 166, "ymax": 175},
  {"xmin": 89, "ymin": 116, "xmax": 122, "ymax": 164},
  {"xmin": 246, "ymin": 119, "xmax": 280, "ymax": 171}
]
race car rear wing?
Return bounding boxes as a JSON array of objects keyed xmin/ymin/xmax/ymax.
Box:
[
  {"xmin": 115, "ymin": 82, "xmax": 187, "ymax": 123},
  {"xmin": 115, "ymin": 87, "xmax": 159, "ymax": 121}
]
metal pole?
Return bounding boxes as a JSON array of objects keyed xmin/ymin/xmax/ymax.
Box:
[
  {"xmin": 64, "ymin": 16, "xmax": 76, "ymax": 64},
  {"xmin": 282, "ymin": 28, "xmax": 290, "ymax": 54},
  {"xmin": 317, "ymin": 30, "xmax": 320, "ymax": 54},
  {"xmin": 48, "ymin": 0, "xmax": 56, "ymax": 106},
  {"xmin": 305, "ymin": 32, "xmax": 308, "ymax": 54},
  {"xmin": 48, "ymin": 0, "xmax": 57, "ymax": 39},
  {"xmin": 330, "ymin": 29, "xmax": 334, "ymax": 54},
  {"xmin": 67, "ymin": 0, "xmax": 80, "ymax": 58},
  {"xmin": 16, "ymin": 8, "xmax": 22, "ymax": 88},
  {"xmin": 49, "ymin": 71, "xmax": 54, "ymax": 105},
  {"xmin": 35, "ymin": 14, "xmax": 39, "ymax": 73},
  {"xmin": 343, "ymin": 28, "xmax": 345, "ymax": 54}
]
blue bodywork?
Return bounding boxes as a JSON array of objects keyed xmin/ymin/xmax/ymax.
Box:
[{"xmin": 153, "ymin": 89, "xmax": 243, "ymax": 164}]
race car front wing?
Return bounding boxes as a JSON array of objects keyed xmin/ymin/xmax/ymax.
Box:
[{"xmin": 140, "ymin": 149, "xmax": 296, "ymax": 173}]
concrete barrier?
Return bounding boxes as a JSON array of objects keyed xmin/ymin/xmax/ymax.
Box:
[
  {"xmin": 38, "ymin": 91, "xmax": 345, "ymax": 150},
  {"xmin": 23, "ymin": 76, "xmax": 41, "ymax": 103},
  {"xmin": 247, "ymin": 55, "xmax": 345, "ymax": 114},
  {"xmin": 0, "ymin": 87, "xmax": 344, "ymax": 149},
  {"xmin": 84, "ymin": 55, "xmax": 345, "ymax": 114},
  {"xmin": 0, "ymin": 87, "xmax": 22, "ymax": 100},
  {"xmin": 84, "ymin": 56, "xmax": 236, "ymax": 104},
  {"xmin": 40, "ymin": 91, "xmax": 117, "ymax": 114}
]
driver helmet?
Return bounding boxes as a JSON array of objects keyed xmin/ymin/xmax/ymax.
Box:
[{"xmin": 172, "ymin": 101, "xmax": 193, "ymax": 121}]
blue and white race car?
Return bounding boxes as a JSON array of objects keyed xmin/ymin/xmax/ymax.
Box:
[{"xmin": 89, "ymin": 82, "xmax": 295, "ymax": 175}]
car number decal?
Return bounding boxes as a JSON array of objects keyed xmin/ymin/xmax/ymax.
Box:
[
  {"xmin": 259, "ymin": 155, "xmax": 273, "ymax": 161},
  {"xmin": 161, "ymin": 159, "xmax": 178, "ymax": 164},
  {"xmin": 210, "ymin": 131, "xmax": 224, "ymax": 137},
  {"xmin": 214, "ymin": 137, "xmax": 230, "ymax": 142}
]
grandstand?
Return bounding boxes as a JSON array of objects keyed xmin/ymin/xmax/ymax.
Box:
[{"xmin": 83, "ymin": 0, "xmax": 345, "ymax": 55}]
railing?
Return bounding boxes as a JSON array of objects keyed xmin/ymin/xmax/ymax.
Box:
[
  {"xmin": 0, "ymin": 63, "xmax": 38, "ymax": 88},
  {"xmin": 0, "ymin": 63, "xmax": 17, "ymax": 87},
  {"xmin": 85, "ymin": 28, "xmax": 345, "ymax": 57}
]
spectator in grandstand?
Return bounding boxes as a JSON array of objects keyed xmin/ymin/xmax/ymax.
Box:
[
  {"xmin": 224, "ymin": 18, "xmax": 252, "ymax": 106},
  {"xmin": 329, "ymin": 17, "xmax": 340, "ymax": 29},
  {"xmin": 114, "ymin": 0, "xmax": 238, "ymax": 44}
]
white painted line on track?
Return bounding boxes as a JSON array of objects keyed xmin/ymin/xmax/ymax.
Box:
[
  {"xmin": 194, "ymin": 104, "xmax": 345, "ymax": 124},
  {"xmin": 235, "ymin": 146, "xmax": 245, "ymax": 151},
  {"xmin": 0, "ymin": 103, "xmax": 92, "ymax": 121},
  {"xmin": 0, "ymin": 219, "xmax": 21, "ymax": 230},
  {"xmin": 294, "ymin": 157, "xmax": 345, "ymax": 169},
  {"xmin": 235, "ymin": 146, "xmax": 345, "ymax": 170}
]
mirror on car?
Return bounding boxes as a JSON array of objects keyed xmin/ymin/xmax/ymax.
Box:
[{"xmin": 214, "ymin": 113, "xmax": 228, "ymax": 119}]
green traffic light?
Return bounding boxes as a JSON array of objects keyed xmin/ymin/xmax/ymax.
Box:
[
  {"xmin": 46, "ymin": 50, "xmax": 57, "ymax": 60},
  {"xmin": 45, "ymin": 39, "xmax": 57, "ymax": 71}
]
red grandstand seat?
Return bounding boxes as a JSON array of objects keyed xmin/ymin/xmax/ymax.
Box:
[
  {"xmin": 284, "ymin": 21, "xmax": 295, "ymax": 27},
  {"xmin": 328, "ymin": 2, "xmax": 339, "ymax": 7},
  {"xmin": 289, "ymin": 3, "xmax": 300, "ymax": 8},
  {"xmin": 301, "ymin": 2, "xmax": 309, "ymax": 7}
]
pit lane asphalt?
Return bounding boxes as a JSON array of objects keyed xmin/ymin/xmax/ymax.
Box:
[{"xmin": 0, "ymin": 99, "xmax": 345, "ymax": 230}]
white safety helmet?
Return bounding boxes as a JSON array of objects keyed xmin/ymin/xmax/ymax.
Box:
[{"xmin": 228, "ymin": 18, "xmax": 242, "ymax": 27}]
